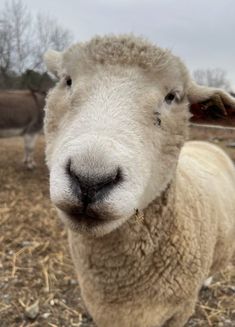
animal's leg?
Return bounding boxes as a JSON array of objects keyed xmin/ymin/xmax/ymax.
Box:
[
  {"xmin": 23, "ymin": 133, "xmax": 38, "ymax": 169},
  {"xmin": 162, "ymin": 300, "xmax": 195, "ymax": 327}
]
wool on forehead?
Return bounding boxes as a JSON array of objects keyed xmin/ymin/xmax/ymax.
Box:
[{"xmin": 62, "ymin": 35, "xmax": 187, "ymax": 76}]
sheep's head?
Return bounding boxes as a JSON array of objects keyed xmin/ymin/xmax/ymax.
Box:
[{"xmin": 44, "ymin": 35, "xmax": 235, "ymax": 237}]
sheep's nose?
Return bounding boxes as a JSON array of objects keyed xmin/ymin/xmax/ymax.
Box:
[{"xmin": 66, "ymin": 160, "xmax": 122, "ymax": 207}]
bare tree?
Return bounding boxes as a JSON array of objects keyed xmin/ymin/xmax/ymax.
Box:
[
  {"xmin": 11, "ymin": 0, "xmax": 32, "ymax": 73},
  {"xmin": 0, "ymin": 0, "xmax": 32, "ymax": 76},
  {"xmin": 0, "ymin": 0, "xmax": 73, "ymax": 86},
  {"xmin": 0, "ymin": 12, "xmax": 15, "ymax": 85},
  {"xmin": 193, "ymin": 68, "xmax": 230, "ymax": 90},
  {"xmin": 32, "ymin": 14, "xmax": 73, "ymax": 70}
]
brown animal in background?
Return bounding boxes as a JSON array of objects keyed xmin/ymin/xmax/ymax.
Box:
[{"xmin": 0, "ymin": 90, "xmax": 45, "ymax": 169}]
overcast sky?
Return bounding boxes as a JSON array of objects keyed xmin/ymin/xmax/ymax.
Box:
[{"xmin": 1, "ymin": 0, "xmax": 235, "ymax": 90}]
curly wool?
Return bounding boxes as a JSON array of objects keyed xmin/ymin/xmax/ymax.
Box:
[{"xmin": 62, "ymin": 35, "xmax": 188, "ymax": 80}]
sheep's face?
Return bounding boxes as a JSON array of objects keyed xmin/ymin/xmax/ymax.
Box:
[{"xmin": 44, "ymin": 37, "xmax": 190, "ymax": 236}]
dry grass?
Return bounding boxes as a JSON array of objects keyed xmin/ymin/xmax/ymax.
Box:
[{"xmin": 0, "ymin": 127, "xmax": 235, "ymax": 327}]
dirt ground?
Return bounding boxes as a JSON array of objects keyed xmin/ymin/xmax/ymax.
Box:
[{"xmin": 0, "ymin": 126, "xmax": 235, "ymax": 327}]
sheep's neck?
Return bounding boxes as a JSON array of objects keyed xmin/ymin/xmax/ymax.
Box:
[
  {"xmin": 70, "ymin": 182, "xmax": 181, "ymax": 303},
  {"xmin": 80, "ymin": 181, "xmax": 175, "ymax": 252},
  {"xmin": 125, "ymin": 182, "xmax": 175, "ymax": 244}
]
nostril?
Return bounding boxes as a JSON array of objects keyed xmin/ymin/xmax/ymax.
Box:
[
  {"xmin": 66, "ymin": 159, "xmax": 82, "ymax": 194},
  {"xmin": 114, "ymin": 167, "xmax": 122, "ymax": 183},
  {"xmin": 95, "ymin": 167, "xmax": 122, "ymax": 192},
  {"xmin": 110, "ymin": 167, "xmax": 122, "ymax": 186},
  {"xmin": 66, "ymin": 159, "xmax": 73, "ymax": 178},
  {"xmin": 67, "ymin": 160, "xmax": 76, "ymax": 182}
]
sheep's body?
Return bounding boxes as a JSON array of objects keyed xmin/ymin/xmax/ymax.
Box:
[
  {"xmin": 178, "ymin": 141, "xmax": 235, "ymax": 275},
  {"xmin": 68, "ymin": 141, "xmax": 235, "ymax": 327},
  {"xmin": 44, "ymin": 35, "xmax": 235, "ymax": 327}
]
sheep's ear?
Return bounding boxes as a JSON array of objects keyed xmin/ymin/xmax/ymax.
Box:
[
  {"xmin": 44, "ymin": 50, "xmax": 62, "ymax": 78},
  {"xmin": 188, "ymin": 82, "xmax": 235, "ymax": 126}
]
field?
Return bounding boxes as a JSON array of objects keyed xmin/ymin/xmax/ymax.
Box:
[{"xmin": 0, "ymin": 127, "xmax": 235, "ymax": 327}]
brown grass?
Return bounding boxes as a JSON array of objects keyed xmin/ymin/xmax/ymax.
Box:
[{"xmin": 0, "ymin": 127, "xmax": 235, "ymax": 327}]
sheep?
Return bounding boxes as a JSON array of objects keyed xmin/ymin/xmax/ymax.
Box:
[{"xmin": 43, "ymin": 35, "xmax": 235, "ymax": 327}]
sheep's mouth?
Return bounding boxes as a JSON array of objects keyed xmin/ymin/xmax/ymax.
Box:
[
  {"xmin": 69, "ymin": 211, "xmax": 103, "ymax": 225},
  {"xmin": 58, "ymin": 205, "xmax": 110, "ymax": 229}
]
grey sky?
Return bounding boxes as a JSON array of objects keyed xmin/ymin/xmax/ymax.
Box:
[{"xmin": 1, "ymin": 0, "xmax": 235, "ymax": 90}]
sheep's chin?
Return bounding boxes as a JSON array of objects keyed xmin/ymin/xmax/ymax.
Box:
[{"xmin": 57, "ymin": 209, "xmax": 129, "ymax": 237}]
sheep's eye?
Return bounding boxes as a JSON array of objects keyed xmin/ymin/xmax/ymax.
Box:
[
  {"xmin": 165, "ymin": 92, "xmax": 175, "ymax": 104},
  {"xmin": 66, "ymin": 76, "xmax": 72, "ymax": 87}
]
